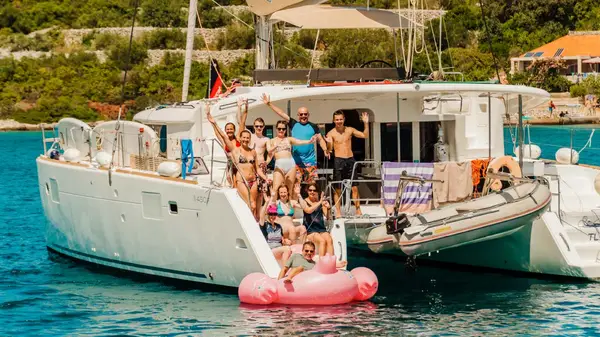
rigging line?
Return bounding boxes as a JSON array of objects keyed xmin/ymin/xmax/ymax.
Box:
[
  {"xmin": 108, "ymin": 0, "xmax": 141, "ymax": 183},
  {"xmin": 209, "ymin": 0, "xmax": 253, "ymax": 29},
  {"xmin": 442, "ymin": 12, "xmax": 454, "ymax": 69},
  {"xmin": 195, "ymin": 7, "xmax": 230, "ymax": 91},
  {"xmin": 477, "ymin": 0, "xmax": 501, "ymax": 82}
]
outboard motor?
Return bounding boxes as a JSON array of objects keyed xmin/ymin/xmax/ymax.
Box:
[{"xmin": 385, "ymin": 213, "xmax": 410, "ymax": 235}]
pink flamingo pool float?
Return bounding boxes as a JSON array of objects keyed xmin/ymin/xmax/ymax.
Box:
[{"xmin": 238, "ymin": 255, "xmax": 378, "ymax": 305}]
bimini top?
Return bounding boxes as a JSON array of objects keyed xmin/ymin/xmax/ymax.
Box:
[
  {"xmin": 133, "ymin": 104, "xmax": 200, "ymax": 125},
  {"xmin": 269, "ymin": 5, "xmax": 414, "ymax": 29}
]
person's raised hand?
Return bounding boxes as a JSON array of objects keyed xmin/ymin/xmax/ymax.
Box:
[
  {"xmin": 361, "ymin": 111, "xmax": 369, "ymax": 123},
  {"xmin": 294, "ymin": 184, "xmax": 301, "ymax": 197},
  {"xmin": 261, "ymin": 93, "xmax": 270, "ymax": 105},
  {"xmin": 205, "ymin": 103, "xmax": 215, "ymax": 123}
]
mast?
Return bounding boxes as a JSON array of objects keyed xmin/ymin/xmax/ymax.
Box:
[
  {"xmin": 182, "ymin": 0, "xmax": 198, "ymax": 102},
  {"xmin": 255, "ymin": 15, "xmax": 272, "ymax": 70}
]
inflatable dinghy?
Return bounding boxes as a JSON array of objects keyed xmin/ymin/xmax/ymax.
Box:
[{"xmin": 367, "ymin": 180, "xmax": 551, "ymax": 256}]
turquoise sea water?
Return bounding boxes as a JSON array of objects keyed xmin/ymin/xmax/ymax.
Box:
[{"xmin": 1, "ymin": 130, "xmax": 600, "ymax": 336}]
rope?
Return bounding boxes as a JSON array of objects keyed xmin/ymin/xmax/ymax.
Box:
[
  {"xmin": 195, "ymin": 7, "xmax": 230, "ymax": 92},
  {"xmin": 209, "ymin": 0, "xmax": 253, "ymax": 29},
  {"xmin": 578, "ymin": 129, "xmax": 595, "ymax": 154},
  {"xmin": 478, "ymin": 0, "xmax": 501, "ymax": 82}
]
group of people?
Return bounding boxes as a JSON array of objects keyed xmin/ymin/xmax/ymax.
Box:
[{"xmin": 205, "ymin": 94, "xmax": 368, "ymax": 278}]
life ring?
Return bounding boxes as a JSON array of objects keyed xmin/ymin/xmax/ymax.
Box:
[{"xmin": 487, "ymin": 156, "xmax": 522, "ymax": 191}]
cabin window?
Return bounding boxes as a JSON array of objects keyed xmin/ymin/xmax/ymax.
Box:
[
  {"xmin": 380, "ymin": 123, "xmax": 413, "ymax": 162},
  {"xmin": 141, "ymin": 192, "xmax": 162, "ymax": 220},
  {"xmin": 49, "ymin": 178, "xmax": 60, "ymax": 203},
  {"xmin": 169, "ymin": 201, "xmax": 178, "ymax": 214}
]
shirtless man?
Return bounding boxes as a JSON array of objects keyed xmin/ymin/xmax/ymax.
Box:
[
  {"xmin": 325, "ymin": 111, "xmax": 369, "ymax": 217},
  {"xmin": 238, "ymin": 97, "xmax": 270, "ymax": 204}
]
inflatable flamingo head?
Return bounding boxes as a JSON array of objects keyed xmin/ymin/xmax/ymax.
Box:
[
  {"xmin": 238, "ymin": 272, "xmax": 279, "ymax": 305},
  {"xmin": 314, "ymin": 255, "xmax": 337, "ymax": 274},
  {"xmin": 351, "ymin": 267, "xmax": 379, "ymax": 301}
]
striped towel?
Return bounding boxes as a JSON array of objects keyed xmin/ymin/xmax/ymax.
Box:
[{"xmin": 382, "ymin": 162, "xmax": 434, "ymax": 214}]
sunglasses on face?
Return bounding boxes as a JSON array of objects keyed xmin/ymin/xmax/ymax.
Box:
[
  {"xmin": 304, "ymin": 249, "xmax": 315, "ymax": 253},
  {"xmin": 308, "ymin": 189, "xmax": 317, "ymax": 192},
  {"xmin": 268, "ymin": 213, "xmax": 277, "ymax": 216},
  {"xmin": 298, "ymin": 113, "xmax": 308, "ymax": 117},
  {"xmin": 277, "ymin": 128, "xmax": 286, "ymax": 131},
  {"xmin": 254, "ymin": 125, "xmax": 264, "ymax": 128}
]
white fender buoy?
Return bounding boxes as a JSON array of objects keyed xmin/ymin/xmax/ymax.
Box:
[
  {"xmin": 63, "ymin": 148, "xmax": 81, "ymax": 162},
  {"xmin": 94, "ymin": 152, "xmax": 112, "ymax": 167},
  {"xmin": 514, "ymin": 144, "xmax": 541, "ymax": 159},
  {"xmin": 157, "ymin": 161, "xmax": 181, "ymax": 177},
  {"xmin": 555, "ymin": 148, "xmax": 579, "ymax": 164},
  {"xmin": 594, "ymin": 173, "xmax": 600, "ymax": 196}
]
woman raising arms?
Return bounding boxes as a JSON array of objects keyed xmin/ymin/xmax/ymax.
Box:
[
  {"xmin": 267, "ymin": 120, "xmax": 317, "ymax": 200},
  {"xmin": 206, "ymin": 106, "xmax": 268, "ymax": 219}
]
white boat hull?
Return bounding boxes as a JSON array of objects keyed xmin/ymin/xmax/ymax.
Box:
[{"xmin": 37, "ymin": 157, "xmax": 281, "ymax": 288}]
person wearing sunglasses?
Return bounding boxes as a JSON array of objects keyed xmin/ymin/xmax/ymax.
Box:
[
  {"xmin": 296, "ymin": 183, "xmax": 334, "ymax": 256},
  {"xmin": 325, "ymin": 111, "xmax": 369, "ymax": 217},
  {"xmin": 207, "ymin": 107, "xmax": 268, "ymax": 219},
  {"xmin": 259, "ymin": 192, "xmax": 292, "ymax": 267},
  {"xmin": 278, "ymin": 241, "xmax": 317, "ymax": 283},
  {"xmin": 237, "ymin": 97, "xmax": 270, "ymax": 206},
  {"xmin": 262, "ymin": 93, "xmax": 330, "ymax": 186},
  {"xmin": 267, "ymin": 120, "xmax": 317, "ymax": 201}
]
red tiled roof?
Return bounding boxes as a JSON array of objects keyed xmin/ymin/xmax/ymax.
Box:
[{"xmin": 520, "ymin": 34, "xmax": 600, "ymax": 58}]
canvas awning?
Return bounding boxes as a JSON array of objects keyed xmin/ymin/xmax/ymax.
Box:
[
  {"xmin": 583, "ymin": 57, "xmax": 600, "ymax": 64},
  {"xmin": 246, "ymin": 0, "xmax": 325, "ymax": 16},
  {"xmin": 270, "ymin": 5, "xmax": 416, "ymax": 29}
]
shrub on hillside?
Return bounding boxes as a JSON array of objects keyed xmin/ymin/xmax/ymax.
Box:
[
  {"xmin": 107, "ymin": 39, "xmax": 148, "ymax": 70},
  {"xmin": 142, "ymin": 29, "xmax": 186, "ymax": 49},
  {"xmin": 3, "ymin": 28, "xmax": 64, "ymax": 52},
  {"xmin": 215, "ymin": 23, "xmax": 255, "ymax": 50}
]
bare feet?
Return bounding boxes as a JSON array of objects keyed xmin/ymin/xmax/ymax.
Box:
[
  {"xmin": 336, "ymin": 260, "xmax": 348, "ymax": 268},
  {"xmin": 355, "ymin": 208, "xmax": 363, "ymax": 216},
  {"xmin": 283, "ymin": 277, "xmax": 293, "ymax": 283}
]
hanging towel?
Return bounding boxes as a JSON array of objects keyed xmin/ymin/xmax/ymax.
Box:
[
  {"xmin": 471, "ymin": 158, "xmax": 491, "ymax": 197},
  {"xmin": 181, "ymin": 139, "xmax": 194, "ymax": 179},
  {"xmin": 382, "ymin": 162, "xmax": 434, "ymax": 214},
  {"xmin": 432, "ymin": 161, "xmax": 473, "ymax": 208}
]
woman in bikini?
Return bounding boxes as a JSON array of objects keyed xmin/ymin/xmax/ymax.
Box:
[
  {"xmin": 207, "ymin": 109, "xmax": 267, "ymax": 219},
  {"xmin": 297, "ymin": 183, "xmax": 334, "ymax": 256},
  {"xmin": 259, "ymin": 190, "xmax": 292, "ymax": 267},
  {"xmin": 238, "ymin": 97, "xmax": 270, "ymax": 208},
  {"xmin": 206, "ymin": 103, "xmax": 240, "ymax": 187},
  {"xmin": 267, "ymin": 120, "xmax": 316, "ymax": 200},
  {"xmin": 273, "ymin": 185, "xmax": 306, "ymax": 243}
]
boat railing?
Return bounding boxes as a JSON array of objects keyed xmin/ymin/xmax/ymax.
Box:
[{"xmin": 207, "ymin": 138, "xmax": 252, "ymax": 197}]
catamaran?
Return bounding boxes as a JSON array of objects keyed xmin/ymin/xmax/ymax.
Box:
[{"xmin": 37, "ymin": 0, "xmax": 600, "ymax": 286}]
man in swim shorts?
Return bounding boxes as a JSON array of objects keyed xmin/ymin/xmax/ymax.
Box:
[
  {"xmin": 262, "ymin": 94, "xmax": 330, "ymax": 186},
  {"xmin": 277, "ymin": 241, "xmax": 316, "ymax": 283},
  {"xmin": 325, "ymin": 111, "xmax": 369, "ymax": 217}
]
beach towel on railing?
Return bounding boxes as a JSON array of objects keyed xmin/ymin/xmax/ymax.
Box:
[
  {"xmin": 382, "ymin": 162, "xmax": 434, "ymax": 214},
  {"xmin": 181, "ymin": 139, "xmax": 194, "ymax": 179}
]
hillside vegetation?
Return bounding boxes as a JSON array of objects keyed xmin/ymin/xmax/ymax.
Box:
[{"xmin": 1, "ymin": 0, "xmax": 600, "ymax": 123}]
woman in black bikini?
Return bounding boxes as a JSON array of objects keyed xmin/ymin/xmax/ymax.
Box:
[
  {"xmin": 297, "ymin": 182, "xmax": 333, "ymax": 256},
  {"xmin": 207, "ymin": 109, "xmax": 268, "ymax": 219}
]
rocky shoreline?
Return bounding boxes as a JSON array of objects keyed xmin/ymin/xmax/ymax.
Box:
[{"xmin": 0, "ymin": 119, "xmax": 106, "ymax": 131}]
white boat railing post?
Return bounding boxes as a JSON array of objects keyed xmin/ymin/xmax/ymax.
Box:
[
  {"xmin": 518, "ymin": 94, "xmax": 524, "ymax": 171},
  {"xmin": 210, "ymin": 139, "xmax": 215, "ymax": 184},
  {"xmin": 41, "ymin": 124, "xmax": 47, "ymax": 155},
  {"xmin": 488, "ymin": 92, "xmax": 491, "ymax": 161},
  {"xmin": 570, "ymin": 128, "xmax": 574, "ymax": 164}
]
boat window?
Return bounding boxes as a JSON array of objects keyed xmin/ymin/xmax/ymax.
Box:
[
  {"xmin": 380, "ymin": 123, "xmax": 413, "ymax": 162},
  {"xmin": 141, "ymin": 192, "xmax": 162, "ymax": 220},
  {"xmin": 169, "ymin": 201, "xmax": 178, "ymax": 214},
  {"xmin": 49, "ymin": 178, "xmax": 60, "ymax": 203}
]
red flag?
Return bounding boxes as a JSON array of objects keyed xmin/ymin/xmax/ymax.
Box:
[{"xmin": 207, "ymin": 59, "xmax": 223, "ymax": 99}]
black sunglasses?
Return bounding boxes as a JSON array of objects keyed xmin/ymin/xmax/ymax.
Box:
[
  {"xmin": 277, "ymin": 127, "xmax": 286, "ymax": 131},
  {"xmin": 308, "ymin": 189, "xmax": 317, "ymax": 192},
  {"xmin": 254, "ymin": 125, "xmax": 264, "ymax": 128},
  {"xmin": 304, "ymin": 249, "xmax": 315, "ymax": 253}
]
